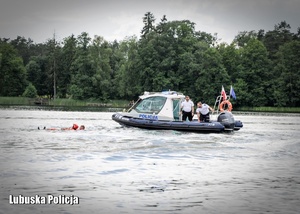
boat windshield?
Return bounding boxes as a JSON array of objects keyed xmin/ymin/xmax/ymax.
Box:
[{"xmin": 134, "ymin": 96, "xmax": 167, "ymax": 114}]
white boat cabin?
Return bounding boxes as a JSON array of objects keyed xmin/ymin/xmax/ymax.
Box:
[{"xmin": 122, "ymin": 91, "xmax": 185, "ymax": 121}]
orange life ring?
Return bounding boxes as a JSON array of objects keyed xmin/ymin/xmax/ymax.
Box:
[{"xmin": 219, "ymin": 100, "xmax": 233, "ymax": 112}]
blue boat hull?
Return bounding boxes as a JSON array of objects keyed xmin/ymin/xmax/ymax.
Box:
[
  {"xmin": 112, "ymin": 113, "xmax": 230, "ymax": 133},
  {"xmin": 233, "ymin": 120, "xmax": 243, "ymax": 130}
]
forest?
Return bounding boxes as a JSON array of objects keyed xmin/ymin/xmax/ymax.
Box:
[{"xmin": 0, "ymin": 12, "xmax": 299, "ymax": 108}]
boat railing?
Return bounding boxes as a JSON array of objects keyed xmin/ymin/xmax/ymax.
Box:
[
  {"xmin": 212, "ymin": 95, "xmax": 231, "ymax": 116},
  {"xmin": 144, "ymin": 91, "xmax": 184, "ymax": 96}
]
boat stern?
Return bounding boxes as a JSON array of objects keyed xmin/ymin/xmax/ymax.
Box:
[{"xmin": 217, "ymin": 111, "xmax": 235, "ymax": 131}]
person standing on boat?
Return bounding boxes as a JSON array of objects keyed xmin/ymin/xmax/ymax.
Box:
[
  {"xmin": 181, "ymin": 96, "xmax": 194, "ymax": 121},
  {"xmin": 196, "ymin": 101, "xmax": 214, "ymax": 122}
]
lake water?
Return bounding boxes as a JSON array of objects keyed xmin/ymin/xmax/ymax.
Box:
[{"xmin": 0, "ymin": 109, "xmax": 299, "ymax": 214}]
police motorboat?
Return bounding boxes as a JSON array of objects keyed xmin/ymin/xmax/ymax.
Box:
[{"xmin": 112, "ymin": 91, "xmax": 243, "ymax": 133}]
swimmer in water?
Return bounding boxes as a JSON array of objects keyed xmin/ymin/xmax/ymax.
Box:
[{"xmin": 38, "ymin": 124, "xmax": 85, "ymax": 130}]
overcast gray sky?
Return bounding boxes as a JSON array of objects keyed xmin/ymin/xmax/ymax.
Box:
[{"xmin": 0, "ymin": 0, "xmax": 299, "ymax": 44}]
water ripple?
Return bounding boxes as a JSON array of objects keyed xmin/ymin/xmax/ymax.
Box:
[{"xmin": 0, "ymin": 110, "xmax": 299, "ymax": 214}]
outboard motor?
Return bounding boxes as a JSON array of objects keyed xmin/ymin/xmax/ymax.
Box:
[{"xmin": 217, "ymin": 111, "xmax": 235, "ymax": 130}]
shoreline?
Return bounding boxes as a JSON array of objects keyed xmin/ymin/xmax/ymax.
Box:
[{"xmin": 1, "ymin": 105, "xmax": 300, "ymax": 116}]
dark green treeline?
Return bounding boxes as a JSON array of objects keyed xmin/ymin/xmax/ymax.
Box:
[{"xmin": 0, "ymin": 12, "xmax": 299, "ymax": 107}]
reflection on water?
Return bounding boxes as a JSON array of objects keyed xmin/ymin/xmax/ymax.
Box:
[{"xmin": 0, "ymin": 109, "xmax": 299, "ymax": 214}]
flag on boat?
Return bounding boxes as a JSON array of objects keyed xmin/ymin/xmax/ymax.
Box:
[
  {"xmin": 221, "ymin": 85, "xmax": 227, "ymax": 101},
  {"xmin": 230, "ymin": 85, "xmax": 236, "ymax": 100}
]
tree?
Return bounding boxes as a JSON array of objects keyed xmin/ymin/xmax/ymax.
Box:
[
  {"xmin": 10, "ymin": 36, "xmax": 34, "ymax": 66},
  {"xmin": 261, "ymin": 21, "xmax": 293, "ymax": 60},
  {"xmin": 22, "ymin": 83, "xmax": 38, "ymax": 98},
  {"xmin": 59, "ymin": 35, "xmax": 77, "ymax": 98},
  {"xmin": 44, "ymin": 36, "xmax": 62, "ymax": 99},
  {"xmin": 192, "ymin": 42, "xmax": 230, "ymax": 104},
  {"xmin": 69, "ymin": 32, "xmax": 96, "ymax": 100},
  {"xmin": 90, "ymin": 35, "xmax": 112, "ymax": 100},
  {"xmin": 218, "ymin": 43, "xmax": 242, "ymax": 84},
  {"xmin": 112, "ymin": 36, "xmax": 139, "ymax": 99},
  {"xmin": 156, "ymin": 15, "xmax": 168, "ymax": 34},
  {"xmin": 141, "ymin": 12, "xmax": 156, "ymax": 38},
  {"xmin": 273, "ymin": 40, "xmax": 300, "ymax": 107},
  {"xmin": 26, "ymin": 56, "xmax": 49, "ymax": 96},
  {"xmin": 0, "ymin": 41, "xmax": 27, "ymax": 96},
  {"xmin": 25, "ymin": 60, "xmax": 41, "ymax": 91},
  {"xmin": 238, "ymin": 39, "xmax": 272, "ymax": 107},
  {"xmin": 233, "ymin": 30, "xmax": 257, "ymax": 47},
  {"xmin": 2, "ymin": 17, "xmax": 299, "ymax": 109}
]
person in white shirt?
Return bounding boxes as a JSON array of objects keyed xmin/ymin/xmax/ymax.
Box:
[
  {"xmin": 181, "ymin": 96, "xmax": 194, "ymax": 121},
  {"xmin": 196, "ymin": 101, "xmax": 214, "ymax": 122}
]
